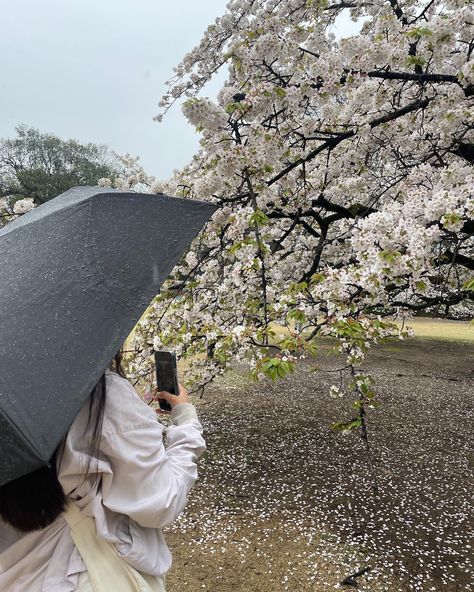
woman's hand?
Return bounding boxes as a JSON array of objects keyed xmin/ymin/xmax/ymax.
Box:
[{"xmin": 149, "ymin": 383, "xmax": 191, "ymax": 409}]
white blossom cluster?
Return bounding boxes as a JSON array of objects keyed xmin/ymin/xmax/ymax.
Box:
[
  {"xmin": 12, "ymin": 198, "xmax": 35, "ymax": 214},
  {"xmin": 98, "ymin": 152, "xmax": 159, "ymax": 194},
  {"xmin": 0, "ymin": 196, "xmax": 36, "ymax": 224}
]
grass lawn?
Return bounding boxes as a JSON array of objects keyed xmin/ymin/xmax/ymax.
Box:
[
  {"xmin": 398, "ymin": 317, "xmax": 474, "ymax": 343},
  {"xmin": 267, "ymin": 317, "xmax": 474, "ymax": 344}
]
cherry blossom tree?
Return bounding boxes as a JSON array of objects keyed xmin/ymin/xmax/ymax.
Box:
[
  {"xmin": 125, "ymin": 0, "xmax": 474, "ymax": 435},
  {"xmin": 127, "ymin": 0, "xmax": 474, "ymax": 435}
]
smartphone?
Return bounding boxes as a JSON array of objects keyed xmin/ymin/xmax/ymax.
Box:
[{"xmin": 154, "ymin": 350, "xmax": 179, "ymax": 412}]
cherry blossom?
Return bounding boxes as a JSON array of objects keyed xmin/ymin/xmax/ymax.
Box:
[{"xmin": 130, "ymin": 0, "xmax": 473, "ymax": 430}]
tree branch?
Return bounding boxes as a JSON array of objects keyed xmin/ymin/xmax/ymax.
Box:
[
  {"xmin": 267, "ymin": 97, "xmax": 431, "ymax": 186},
  {"xmin": 450, "ymin": 142, "xmax": 474, "ymax": 165},
  {"xmin": 440, "ymin": 251, "xmax": 474, "ymax": 271}
]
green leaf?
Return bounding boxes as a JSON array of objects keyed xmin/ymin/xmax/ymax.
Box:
[
  {"xmin": 278, "ymin": 337, "xmax": 299, "ymax": 351},
  {"xmin": 304, "ymin": 342, "xmax": 318, "ymax": 357},
  {"xmin": 287, "ymin": 308, "xmax": 307, "ymax": 323},
  {"xmin": 249, "ymin": 208, "xmax": 269, "ymax": 227},
  {"xmin": 225, "ymin": 102, "xmax": 248, "ymax": 114},
  {"xmin": 287, "ymin": 281, "xmax": 308, "ymax": 295},
  {"xmin": 268, "ymin": 366, "xmax": 279, "ymax": 380},
  {"xmin": 280, "ymin": 361, "xmax": 295, "ymax": 376},
  {"xmin": 442, "ymin": 212, "xmax": 461, "ymax": 227},
  {"xmin": 331, "ymin": 418, "xmax": 362, "ymax": 433},
  {"xmin": 462, "ymin": 277, "xmax": 474, "ymax": 291},
  {"xmin": 380, "ymin": 250, "xmax": 401, "ymax": 263},
  {"xmin": 416, "ymin": 280, "xmax": 427, "ymax": 292},
  {"xmin": 407, "ymin": 27, "xmax": 433, "ymax": 38},
  {"xmin": 261, "ymin": 359, "xmax": 274, "ymax": 371},
  {"xmin": 246, "ymin": 28, "xmax": 264, "ymax": 40},
  {"xmin": 309, "ymin": 273, "xmax": 324, "ymax": 285},
  {"xmin": 406, "ymin": 55, "xmax": 427, "ymax": 67}
]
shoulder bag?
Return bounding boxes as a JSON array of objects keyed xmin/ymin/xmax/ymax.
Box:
[{"xmin": 63, "ymin": 502, "xmax": 166, "ymax": 592}]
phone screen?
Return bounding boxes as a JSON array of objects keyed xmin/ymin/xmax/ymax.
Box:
[{"xmin": 155, "ymin": 351, "xmax": 178, "ymax": 395}]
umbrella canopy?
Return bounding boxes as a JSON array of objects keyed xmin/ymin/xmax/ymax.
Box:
[{"xmin": 0, "ymin": 186, "xmax": 218, "ymax": 486}]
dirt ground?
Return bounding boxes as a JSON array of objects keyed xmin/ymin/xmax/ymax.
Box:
[{"xmin": 160, "ymin": 337, "xmax": 474, "ymax": 592}]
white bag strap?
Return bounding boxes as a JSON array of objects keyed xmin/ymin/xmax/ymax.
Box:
[{"xmin": 63, "ymin": 502, "xmax": 164, "ymax": 592}]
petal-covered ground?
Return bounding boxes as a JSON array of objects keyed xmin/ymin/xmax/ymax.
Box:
[{"xmin": 162, "ymin": 338, "xmax": 473, "ymax": 591}]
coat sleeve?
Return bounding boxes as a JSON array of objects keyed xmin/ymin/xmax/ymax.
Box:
[{"xmin": 98, "ymin": 374, "xmax": 206, "ymax": 529}]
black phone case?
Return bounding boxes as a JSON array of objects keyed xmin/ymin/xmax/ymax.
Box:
[{"xmin": 154, "ymin": 351, "xmax": 179, "ymax": 411}]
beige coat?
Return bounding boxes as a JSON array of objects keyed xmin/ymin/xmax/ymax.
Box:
[{"xmin": 0, "ymin": 369, "xmax": 206, "ymax": 591}]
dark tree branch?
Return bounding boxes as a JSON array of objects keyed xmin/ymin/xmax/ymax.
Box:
[
  {"xmin": 440, "ymin": 251, "xmax": 474, "ymax": 271},
  {"xmin": 366, "ymin": 71, "xmax": 473, "ymax": 96},
  {"xmin": 451, "ymin": 142, "xmax": 474, "ymax": 164},
  {"xmin": 461, "ymin": 219, "xmax": 474, "ymax": 235},
  {"xmin": 269, "ymin": 214, "xmax": 301, "ymax": 253},
  {"xmin": 369, "ymin": 97, "xmax": 431, "ymax": 126},
  {"xmin": 388, "ymin": 0, "xmax": 408, "ymax": 25},
  {"xmin": 312, "ymin": 194, "xmax": 354, "ymax": 218},
  {"xmin": 389, "ymin": 292, "xmax": 471, "ymax": 311},
  {"xmin": 267, "ymin": 97, "xmax": 431, "ymax": 186}
]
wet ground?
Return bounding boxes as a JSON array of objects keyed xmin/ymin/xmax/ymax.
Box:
[{"xmin": 162, "ymin": 338, "xmax": 474, "ymax": 591}]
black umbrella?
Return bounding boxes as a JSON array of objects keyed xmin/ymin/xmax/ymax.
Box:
[{"xmin": 0, "ymin": 186, "xmax": 218, "ymax": 486}]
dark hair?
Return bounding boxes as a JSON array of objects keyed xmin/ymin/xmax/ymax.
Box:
[{"xmin": 0, "ymin": 349, "xmax": 126, "ymax": 533}]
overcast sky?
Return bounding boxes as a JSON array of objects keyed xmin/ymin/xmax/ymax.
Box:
[
  {"xmin": 0, "ymin": 0, "xmax": 229, "ymax": 179},
  {"xmin": 0, "ymin": 1, "xmax": 357, "ymax": 180}
]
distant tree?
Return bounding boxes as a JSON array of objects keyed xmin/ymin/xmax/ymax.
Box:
[{"xmin": 0, "ymin": 125, "xmax": 120, "ymax": 206}]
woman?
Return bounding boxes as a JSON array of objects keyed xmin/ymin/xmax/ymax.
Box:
[{"xmin": 0, "ymin": 349, "xmax": 206, "ymax": 591}]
